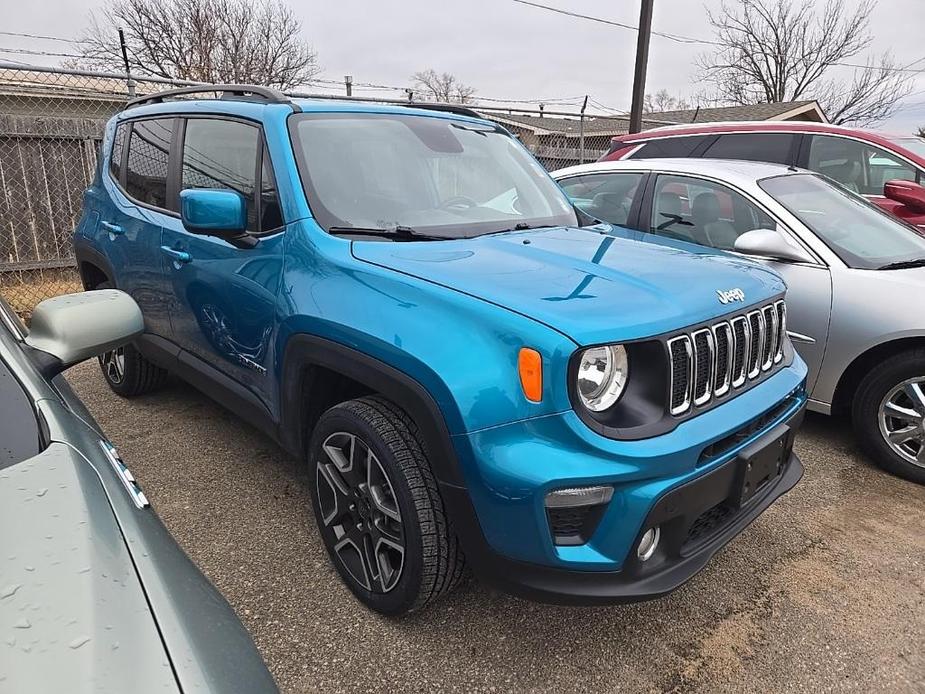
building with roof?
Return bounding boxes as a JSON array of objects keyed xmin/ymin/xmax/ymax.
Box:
[{"xmin": 480, "ymin": 101, "xmax": 827, "ymax": 169}]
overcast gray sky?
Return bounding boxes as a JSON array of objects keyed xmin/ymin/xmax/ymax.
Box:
[{"xmin": 2, "ymin": 0, "xmax": 924, "ymax": 131}]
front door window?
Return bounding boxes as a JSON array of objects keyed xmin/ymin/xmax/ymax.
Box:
[{"xmin": 648, "ymin": 175, "xmax": 775, "ymax": 250}]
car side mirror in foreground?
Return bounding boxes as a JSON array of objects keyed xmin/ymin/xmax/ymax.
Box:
[
  {"xmin": 180, "ymin": 188, "xmax": 257, "ymax": 248},
  {"xmin": 883, "ymin": 179, "xmax": 925, "ymax": 213},
  {"xmin": 734, "ymin": 228, "xmax": 814, "ymax": 264},
  {"xmin": 25, "ymin": 290, "xmax": 143, "ymax": 375}
]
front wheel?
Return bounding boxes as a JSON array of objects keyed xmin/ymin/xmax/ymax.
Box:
[
  {"xmin": 307, "ymin": 396, "xmax": 466, "ymax": 615},
  {"xmin": 852, "ymin": 349, "xmax": 925, "ymax": 484}
]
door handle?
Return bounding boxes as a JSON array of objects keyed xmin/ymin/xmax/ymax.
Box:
[
  {"xmin": 101, "ymin": 220, "xmax": 124, "ymax": 235},
  {"xmin": 160, "ymin": 245, "xmax": 192, "ymax": 264}
]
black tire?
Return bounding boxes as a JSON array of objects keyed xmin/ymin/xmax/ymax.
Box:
[
  {"xmin": 852, "ymin": 348, "xmax": 925, "ymax": 485},
  {"xmin": 95, "ymin": 281, "xmax": 168, "ymax": 397},
  {"xmin": 307, "ymin": 396, "xmax": 466, "ymax": 615}
]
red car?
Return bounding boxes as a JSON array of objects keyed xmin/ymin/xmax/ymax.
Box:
[{"xmin": 600, "ymin": 121, "xmax": 925, "ymax": 228}]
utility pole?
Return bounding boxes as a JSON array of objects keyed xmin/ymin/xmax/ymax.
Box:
[
  {"xmin": 628, "ymin": 0, "xmax": 654, "ymax": 134},
  {"xmin": 344, "ymin": 75, "xmax": 353, "ymax": 97},
  {"xmin": 118, "ymin": 28, "xmax": 135, "ymax": 98}
]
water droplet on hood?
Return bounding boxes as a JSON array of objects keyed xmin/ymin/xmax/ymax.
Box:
[
  {"xmin": 0, "ymin": 584, "xmax": 21, "ymax": 599},
  {"xmin": 68, "ymin": 636, "xmax": 90, "ymax": 650},
  {"xmin": 13, "ymin": 619, "xmax": 30, "ymax": 629}
]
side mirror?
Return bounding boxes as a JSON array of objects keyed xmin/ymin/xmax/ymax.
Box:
[
  {"xmin": 179, "ymin": 189, "xmax": 256, "ymax": 248},
  {"xmin": 24, "ymin": 290, "xmax": 143, "ymax": 375},
  {"xmin": 734, "ymin": 228, "xmax": 814, "ymax": 263},
  {"xmin": 883, "ymin": 179, "xmax": 925, "ymax": 212}
]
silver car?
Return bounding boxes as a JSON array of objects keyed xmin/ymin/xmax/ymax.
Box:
[
  {"xmin": 553, "ymin": 158, "xmax": 925, "ymax": 483},
  {"xmin": 0, "ymin": 291, "xmax": 277, "ymax": 693}
]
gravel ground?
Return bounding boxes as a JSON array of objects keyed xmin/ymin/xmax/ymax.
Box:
[{"xmin": 66, "ymin": 362, "xmax": 925, "ymax": 694}]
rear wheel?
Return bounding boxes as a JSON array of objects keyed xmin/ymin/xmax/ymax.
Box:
[
  {"xmin": 852, "ymin": 349, "xmax": 925, "ymax": 484},
  {"xmin": 95, "ymin": 281, "xmax": 168, "ymax": 397},
  {"xmin": 307, "ymin": 396, "xmax": 465, "ymax": 615}
]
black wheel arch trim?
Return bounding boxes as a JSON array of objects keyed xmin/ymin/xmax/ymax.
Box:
[
  {"xmin": 73, "ymin": 241, "xmax": 116, "ymax": 289},
  {"xmin": 278, "ymin": 333, "xmax": 466, "ymax": 488}
]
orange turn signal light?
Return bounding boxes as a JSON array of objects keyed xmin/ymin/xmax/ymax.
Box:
[{"xmin": 518, "ymin": 347, "xmax": 543, "ymax": 403}]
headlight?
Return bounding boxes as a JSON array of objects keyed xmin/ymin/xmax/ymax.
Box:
[{"xmin": 576, "ymin": 344, "xmax": 629, "ymax": 411}]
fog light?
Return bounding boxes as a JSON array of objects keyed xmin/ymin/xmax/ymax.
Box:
[
  {"xmin": 544, "ymin": 485, "xmax": 614, "ymax": 508},
  {"xmin": 637, "ymin": 526, "xmax": 660, "ymax": 561}
]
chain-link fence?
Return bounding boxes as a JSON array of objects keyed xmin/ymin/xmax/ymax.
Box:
[{"xmin": 0, "ymin": 62, "xmax": 666, "ymax": 317}]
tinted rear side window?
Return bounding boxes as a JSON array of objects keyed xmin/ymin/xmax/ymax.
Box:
[
  {"xmin": 702, "ymin": 133, "xmax": 795, "ymax": 165},
  {"xmin": 181, "ymin": 118, "xmax": 260, "ymax": 231},
  {"xmin": 125, "ymin": 118, "xmax": 174, "ymax": 209},
  {"xmin": 629, "ymin": 135, "xmax": 710, "ymax": 159},
  {"xmin": 110, "ymin": 123, "xmax": 126, "ymax": 182}
]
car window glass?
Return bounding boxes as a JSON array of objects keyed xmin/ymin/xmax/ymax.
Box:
[
  {"xmin": 761, "ymin": 173, "xmax": 925, "ymax": 269},
  {"xmin": 125, "ymin": 118, "xmax": 173, "ymax": 209},
  {"xmin": 628, "ymin": 136, "xmax": 709, "ymax": 159},
  {"xmin": 110, "ymin": 123, "xmax": 126, "ymax": 182},
  {"xmin": 259, "ymin": 145, "xmax": 283, "ymax": 231},
  {"xmin": 558, "ymin": 172, "xmax": 643, "ymax": 225},
  {"xmin": 649, "ymin": 174, "xmax": 775, "ymax": 250},
  {"xmin": 808, "ymin": 135, "xmax": 919, "ymax": 196},
  {"xmin": 182, "ymin": 119, "xmax": 260, "ymax": 231},
  {"xmin": 866, "ymin": 146, "xmax": 917, "ymax": 190},
  {"xmin": 702, "ymin": 133, "xmax": 795, "ymax": 165},
  {"xmin": 290, "ymin": 113, "xmax": 577, "ymax": 237}
]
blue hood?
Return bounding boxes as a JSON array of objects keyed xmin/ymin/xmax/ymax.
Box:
[{"xmin": 352, "ymin": 227, "xmax": 785, "ymax": 345}]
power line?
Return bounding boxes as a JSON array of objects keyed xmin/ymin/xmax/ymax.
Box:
[
  {"xmin": 511, "ymin": 0, "xmax": 721, "ymax": 45},
  {"xmin": 0, "ymin": 46, "xmax": 83, "ymax": 59},
  {"xmin": 511, "ymin": 0, "xmax": 925, "ymax": 76},
  {"xmin": 0, "ymin": 30, "xmax": 78, "ymax": 44}
]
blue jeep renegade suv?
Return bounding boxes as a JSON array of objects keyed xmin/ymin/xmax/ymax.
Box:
[{"xmin": 73, "ymin": 85, "xmax": 807, "ymax": 615}]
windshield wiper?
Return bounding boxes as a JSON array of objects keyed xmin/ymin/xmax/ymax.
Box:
[
  {"xmin": 877, "ymin": 258, "xmax": 925, "ymax": 270},
  {"xmin": 327, "ymin": 225, "xmax": 446, "ymax": 241},
  {"xmin": 482, "ymin": 223, "xmax": 560, "ymax": 236}
]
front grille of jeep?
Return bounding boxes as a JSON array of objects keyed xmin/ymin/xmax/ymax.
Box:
[{"xmin": 667, "ymin": 300, "xmax": 786, "ymax": 416}]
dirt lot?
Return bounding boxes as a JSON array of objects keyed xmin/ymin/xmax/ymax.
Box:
[{"xmin": 66, "ymin": 362, "xmax": 925, "ymax": 694}]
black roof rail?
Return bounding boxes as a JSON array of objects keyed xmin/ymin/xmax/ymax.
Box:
[
  {"xmin": 124, "ymin": 84, "xmax": 296, "ymax": 111},
  {"xmin": 401, "ymin": 102, "xmax": 484, "ymax": 119}
]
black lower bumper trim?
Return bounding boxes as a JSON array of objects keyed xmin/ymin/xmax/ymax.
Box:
[{"xmin": 442, "ymin": 404, "xmax": 805, "ymax": 605}]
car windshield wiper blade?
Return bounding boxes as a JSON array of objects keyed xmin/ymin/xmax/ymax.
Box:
[
  {"xmin": 327, "ymin": 225, "xmax": 446, "ymax": 241},
  {"xmin": 482, "ymin": 223, "xmax": 560, "ymax": 236},
  {"xmin": 877, "ymin": 258, "xmax": 925, "ymax": 270}
]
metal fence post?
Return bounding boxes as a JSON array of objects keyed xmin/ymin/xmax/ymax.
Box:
[{"xmin": 579, "ymin": 95, "xmax": 588, "ymax": 164}]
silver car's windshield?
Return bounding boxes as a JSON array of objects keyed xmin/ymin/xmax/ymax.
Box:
[
  {"xmin": 759, "ymin": 173, "xmax": 925, "ymax": 270},
  {"xmin": 289, "ymin": 112, "xmax": 578, "ymax": 238}
]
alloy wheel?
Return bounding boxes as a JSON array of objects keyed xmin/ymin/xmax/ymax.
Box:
[
  {"xmin": 315, "ymin": 432, "xmax": 405, "ymax": 593},
  {"xmin": 99, "ymin": 347, "xmax": 125, "ymax": 385},
  {"xmin": 878, "ymin": 377, "xmax": 925, "ymax": 468}
]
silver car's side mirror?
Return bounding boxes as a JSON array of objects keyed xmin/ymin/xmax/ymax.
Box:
[
  {"xmin": 734, "ymin": 228, "xmax": 814, "ymax": 264},
  {"xmin": 25, "ymin": 290, "xmax": 143, "ymax": 374}
]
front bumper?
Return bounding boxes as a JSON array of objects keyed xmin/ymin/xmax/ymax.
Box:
[{"xmin": 442, "ymin": 363, "xmax": 808, "ymax": 604}]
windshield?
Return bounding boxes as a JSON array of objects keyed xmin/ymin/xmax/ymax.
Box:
[
  {"xmin": 759, "ymin": 173, "xmax": 925, "ymax": 269},
  {"xmin": 887, "ymin": 136, "xmax": 925, "ymax": 160},
  {"xmin": 289, "ymin": 112, "xmax": 577, "ymax": 237}
]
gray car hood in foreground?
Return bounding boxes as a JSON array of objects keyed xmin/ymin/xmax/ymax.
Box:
[
  {"xmin": 0, "ymin": 354, "xmax": 277, "ymax": 693},
  {"xmin": 0, "ymin": 440, "xmax": 178, "ymax": 692}
]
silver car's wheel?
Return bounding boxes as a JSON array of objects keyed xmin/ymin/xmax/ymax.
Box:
[
  {"xmin": 99, "ymin": 347, "xmax": 125, "ymax": 385},
  {"xmin": 878, "ymin": 377, "xmax": 925, "ymax": 468}
]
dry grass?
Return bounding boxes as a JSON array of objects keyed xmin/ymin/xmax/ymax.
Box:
[{"xmin": 0, "ymin": 267, "xmax": 83, "ymax": 321}]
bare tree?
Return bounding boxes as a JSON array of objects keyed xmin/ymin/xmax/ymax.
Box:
[
  {"xmin": 74, "ymin": 0, "xmax": 319, "ymax": 89},
  {"xmin": 698, "ymin": 0, "xmax": 913, "ymax": 126},
  {"xmin": 411, "ymin": 70, "xmax": 477, "ymax": 103},
  {"xmin": 644, "ymin": 89, "xmax": 692, "ymax": 113},
  {"xmin": 918, "ymin": 126, "xmax": 925, "ymax": 138}
]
